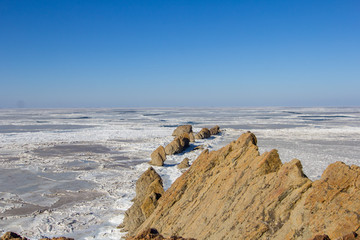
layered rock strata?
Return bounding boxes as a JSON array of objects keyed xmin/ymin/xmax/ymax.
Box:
[
  {"xmin": 120, "ymin": 167, "xmax": 165, "ymax": 235},
  {"xmin": 130, "ymin": 132, "xmax": 360, "ymax": 240}
]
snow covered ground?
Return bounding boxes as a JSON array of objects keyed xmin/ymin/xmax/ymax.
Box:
[{"xmin": 0, "ymin": 107, "xmax": 359, "ymax": 239}]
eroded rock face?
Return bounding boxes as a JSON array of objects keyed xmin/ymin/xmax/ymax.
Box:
[
  {"xmin": 172, "ymin": 125, "xmax": 193, "ymax": 137},
  {"xmin": 132, "ymin": 132, "xmax": 360, "ymax": 240},
  {"xmin": 149, "ymin": 146, "xmax": 166, "ymax": 166},
  {"xmin": 194, "ymin": 128, "xmax": 210, "ymax": 139},
  {"xmin": 120, "ymin": 167, "xmax": 165, "ymax": 236},
  {"xmin": 209, "ymin": 125, "xmax": 220, "ymax": 135},
  {"xmin": 165, "ymin": 133, "xmax": 190, "ymax": 155}
]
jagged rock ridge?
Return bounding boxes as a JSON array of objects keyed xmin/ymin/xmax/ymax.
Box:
[{"xmin": 131, "ymin": 132, "xmax": 360, "ymax": 240}]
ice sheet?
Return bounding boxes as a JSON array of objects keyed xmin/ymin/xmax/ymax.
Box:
[{"xmin": 0, "ymin": 107, "xmax": 359, "ymax": 239}]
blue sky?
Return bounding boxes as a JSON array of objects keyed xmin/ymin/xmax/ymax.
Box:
[{"xmin": 0, "ymin": 0, "xmax": 359, "ymax": 108}]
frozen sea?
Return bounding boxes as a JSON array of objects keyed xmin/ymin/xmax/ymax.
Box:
[{"xmin": 0, "ymin": 107, "xmax": 359, "ymax": 239}]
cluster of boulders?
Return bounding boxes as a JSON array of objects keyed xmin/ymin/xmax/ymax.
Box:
[
  {"xmin": 0, "ymin": 232, "xmax": 74, "ymax": 240},
  {"xmin": 149, "ymin": 125, "xmax": 220, "ymax": 167}
]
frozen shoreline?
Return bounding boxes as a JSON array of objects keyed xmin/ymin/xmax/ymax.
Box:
[{"xmin": 0, "ymin": 107, "xmax": 360, "ymax": 239}]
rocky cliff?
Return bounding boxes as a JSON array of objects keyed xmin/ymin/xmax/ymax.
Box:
[{"xmin": 129, "ymin": 132, "xmax": 360, "ymax": 240}]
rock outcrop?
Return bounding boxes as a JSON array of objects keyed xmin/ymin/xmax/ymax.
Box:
[
  {"xmin": 177, "ymin": 158, "xmax": 190, "ymax": 169},
  {"xmin": 120, "ymin": 167, "xmax": 165, "ymax": 236},
  {"xmin": 149, "ymin": 146, "xmax": 166, "ymax": 166},
  {"xmin": 209, "ymin": 125, "xmax": 220, "ymax": 135},
  {"xmin": 172, "ymin": 125, "xmax": 193, "ymax": 137},
  {"xmin": 127, "ymin": 228, "xmax": 196, "ymax": 240},
  {"xmin": 130, "ymin": 132, "xmax": 360, "ymax": 240},
  {"xmin": 194, "ymin": 128, "xmax": 210, "ymax": 139},
  {"xmin": 165, "ymin": 133, "xmax": 190, "ymax": 155},
  {"xmin": 0, "ymin": 232, "xmax": 28, "ymax": 240}
]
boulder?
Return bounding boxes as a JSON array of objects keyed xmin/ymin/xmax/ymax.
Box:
[
  {"xmin": 194, "ymin": 128, "xmax": 211, "ymax": 139},
  {"xmin": 149, "ymin": 146, "xmax": 166, "ymax": 166},
  {"xmin": 120, "ymin": 167, "xmax": 164, "ymax": 236},
  {"xmin": 165, "ymin": 133, "xmax": 190, "ymax": 155},
  {"xmin": 132, "ymin": 132, "xmax": 360, "ymax": 240},
  {"xmin": 172, "ymin": 125, "xmax": 193, "ymax": 137},
  {"xmin": 0, "ymin": 232, "xmax": 28, "ymax": 240},
  {"xmin": 178, "ymin": 158, "xmax": 190, "ymax": 169},
  {"xmin": 209, "ymin": 125, "xmax": 220, "ymax": 135}
]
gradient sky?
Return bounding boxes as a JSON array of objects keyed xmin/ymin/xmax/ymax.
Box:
[{"xmin": 0, "ymin": 0, "xmax": 359, "ymax": 108}]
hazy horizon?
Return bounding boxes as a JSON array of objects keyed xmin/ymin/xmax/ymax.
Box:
[{"xmin": 1, "ymin": 1, "xmax": 359, "ymax": 108}]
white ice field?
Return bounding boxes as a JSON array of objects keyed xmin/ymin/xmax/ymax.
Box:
[{"xmin": 0, "ymin": 107, "xmax": 359, "ymax": 239}]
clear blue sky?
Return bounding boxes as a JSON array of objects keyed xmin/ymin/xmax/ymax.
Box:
[{"xmin": 1, "ymin": 0, "xmax": 359, "ymax": 108}]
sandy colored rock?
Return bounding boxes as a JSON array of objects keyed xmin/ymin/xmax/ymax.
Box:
[
  {"xmin": 189, "ymin": 132, "xmax": 195, "ymax": 143},
  {"xmin": 132, "ymin": 132, "xmax": 360, "ymax": 240},
  {"xmin": 0, "ymin": 232, "xmax": 28, "ymax": 240},
  {"xmin": 172, "ymin": 125, "xmax": 193, "ymax": 137},
  {"xmin": 178, "ymin": 158, "xmax": 190, "ymax": 169},
  {"xmin": 121, "ymin": 167, "xmax": 165, "ymax": 236},
  {"xmin": 165, "ymin": 133, "xmax": 190, "ymax": 155},
  {"xmin": 194, "ymin": 128, "xmax": 210, "ymax": 139},
  {"xmin": 149, "ymin": 146, "xmax": 166, "ymax": 166},
  {"xmin": 209, "ymin": 125, "xmax": 220, "ymax": 135}
]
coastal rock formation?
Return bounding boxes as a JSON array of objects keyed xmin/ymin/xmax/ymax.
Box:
[
  {"xmin": 165, "ymin": 133, "xmax": 190, "ymax": 155},
  {"xmin": 130, "ymin": 132, "xmax": 360, "ymax": 240},
  {"xmin": 194, "ymin": 128, "xmax": 210, "ymax": 139},
  {"xmin": 127, "ymin": 228, "xmax": 196, "ymax": 240},
  {"xmin": 209, "ymin": 125, "xmax": 220, "ymax": 135},
  {"xmin": 149, "ymin": 146, "xmax": 166, "ymax": 166},
  {"xmin": 177, "ymin": 158, "xmax": 190, "ymax": 169},
  {"xmin": 120, "ymin": 167, "xmax": 165, "ymax": 236},
  {"xmin": 172, "ymin": 125, "xmax": 193, "ymax": 137}
]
